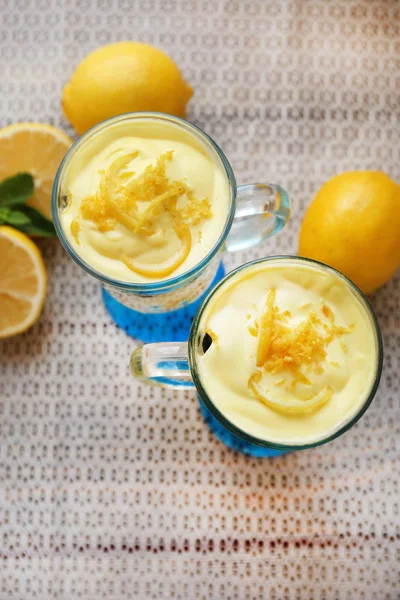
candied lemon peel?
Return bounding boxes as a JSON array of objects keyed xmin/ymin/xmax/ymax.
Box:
[
  {"xmin": 70, "ymin": 151, "xmax": 212, "ymax": 278},
  {"xmin": 248, "ymin": 290, "xmax": 354, "ymax": 415}
]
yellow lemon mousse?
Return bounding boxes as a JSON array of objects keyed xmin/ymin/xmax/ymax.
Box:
[
  {"xmin": 196, "ymin": 259, "xmax": 379, "ymax": 445},
  {"xmin": 59, "ymin": 117, "xmax": 230, "ymax": 282}
]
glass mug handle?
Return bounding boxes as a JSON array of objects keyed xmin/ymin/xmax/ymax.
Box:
[
  {"xmin": 130, "ymin": 342, "xmax": 194, "ymax": 389},
  {"xmin": 226, "ymin": 183, "xmax": 291, "ymax": 252}
]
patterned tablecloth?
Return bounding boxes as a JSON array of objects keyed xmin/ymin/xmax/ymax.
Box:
[{"xmin": 1, "ymin": 1, "xmax": 399, "ymax": 598}]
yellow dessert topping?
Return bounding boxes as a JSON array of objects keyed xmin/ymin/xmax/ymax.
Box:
[
  {"xmin": 322, "ymin": 303, "xmax": 334, "ymax": 322},
  {"xmin": 180, "ymin": 193, "xmax": 213, "ymax": 225},
  {"xmin": 80, "ymin": 169, "xmax": 116, "ymax": 233},
  {"xmin": 70, "ymin": 150, "xmax": 213, "ymax": 278},
  {"xmin": 256, "ymin": 289, "xmax": 276, "ymax": 367},
  {"xmin": 255, "ymin": 293, "xmax": 352, "ymax": 375},
  {"xmin": 70, "ymin": 218, "xmax": 80, "ymax": 244},
  {"xmin": 248, "ymin": 322, "xmax": 259, "ymax": 337},
  {"xmin": 248, "ymin": 291, "xmax": 354, "ymax": 414},
  {"xmin": 247, "ymin": 310, "xmax": 262, "ymax": 337}
]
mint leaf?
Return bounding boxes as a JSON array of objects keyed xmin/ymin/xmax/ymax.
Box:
[
  {"xmin": 15, "ymin": 206, "xmax": 55, "ymax": 237},
  {"xmin": 0, "ymin": 207, "xmax": 11, "ymax": 223},
  {"xmin": 0, "ymin": 173, "xmax": 34, "ymax": 207},
  {"xmin": 5, "ymin": 210, "xmax": 32, "ymax": 226},
  {"xmin": 0, "ymin": 173, "xmax": 55, "ymax": 236}
]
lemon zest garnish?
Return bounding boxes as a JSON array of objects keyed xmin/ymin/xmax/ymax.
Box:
[
  {"xmin": 325, "ymin": 323, "xmax": 355, "ymax": 344},
  {"xmin": 330, "ymin": 361, "xmax": 340, "ymax": 368},
  {"xmin": 341, "ymin": 342, "xmax": 348, "ymax": 354},
  {"xmin": 80, "ymin": 192, "xmax": 115, "ymax": 232},
  {"xmin": 290, "ymin": 372, "xmax": 312, "ymax": 391},
  {"xmin": 254, "ymin": 294, "xmax": 352, "ymax": 376},
  {"xmin": 248, "ymin": 321, "xmax": 259, "ymax": 337},
  {"xmin": 118, "ymin": 171, "xmax": 136, "ymax": 180},
  {"xmin": 124, "ymin": 150, "xmax": 174, "ymax": 202},
  {"xmin": 76, "ymin": 150, "xmax": 211, "ymax": 277},
  {"xmin": 70, "ymin": 218, "xmax": 80, "ymax": 244},
  {"xmin": 322, "ymin": 303, "xmax": 334, "ymax": 322},
  {"xmin": 180, "ymin": 193, "xmax": 213, "ymax": 226},
  {"xmin": 275, "ymin": 379, "xmax": 286, "ymax": 387},
  {"xmin": 133, "ymin": 185, "xmax": 187, "ymax": 233},
  {"xmin": 248, "ymin": 292, "xmax": 354, "ymax": 413},
  {"xmin": 105, "ymin": 152, "xmax": 139, "ymax": 201},
  {"xmin": 106, "ymin": 197, "xmax": 137, "ymax": 228},
  {"xmin": 256, "ymin": 289, "xmax": 276, "ymax": 367},
  {"xmin": 248, "ymin": 373, "xmax": 334, "ymax": 415},
  {"xmin": 122, "ymin": 215, "xmax": 191, "ymax": 278},
  {"xmin": 249, "ymin": 370, "xmax": 262, "ymax": 385}
]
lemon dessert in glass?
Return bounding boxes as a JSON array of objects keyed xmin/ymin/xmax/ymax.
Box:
[
  {"xmin": 54, "ymin": 113, "xmax": 291, "ymax": 342},
  {"xmin": 60, "ymin": 119, "xmax": 230, "ymax": 283},
  {"xmin": 196, "ymin": 259, "xmax": 380, "ymax": 446}
]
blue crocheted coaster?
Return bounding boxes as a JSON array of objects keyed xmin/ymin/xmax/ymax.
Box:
[
  {"xmin": 198, "ymin": 397, "xmax": 288, "ymax": 457},
  {"xmin": 102, "ymin": 262, "xmax": 226, "ymax": 342}
]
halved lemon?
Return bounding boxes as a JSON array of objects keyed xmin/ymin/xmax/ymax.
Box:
[
  {"xmin": 0, "ymin": 226, "xmax": 47, "ymax": 339},
  {"xmin": 0, "ymin": 123, "xmax": 72, "ymax": 220}
]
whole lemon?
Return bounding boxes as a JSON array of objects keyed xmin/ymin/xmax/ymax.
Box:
[
  {"xmin": 298, "ymin": 171, "xmax": 400, "ymax": 294},
  {"xmin": 62, "ymin": 42, "xmax": 193, "ymax": 135}
]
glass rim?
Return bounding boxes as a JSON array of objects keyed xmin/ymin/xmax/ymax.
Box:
[
  {"xmin": 51, "ymin": 111, "xmax": 237, "ymax": 292},
  {"xmin": 188, "ymin": 255, "xmax": 384, "ymax": 451}
]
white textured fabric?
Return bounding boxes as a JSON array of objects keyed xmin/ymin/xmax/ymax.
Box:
[{"xmin": 0, "ymin": 1, "xmax": 399, "ymax": 598}]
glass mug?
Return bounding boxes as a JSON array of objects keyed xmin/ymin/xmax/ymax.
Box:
[
  {"xmin": 52, "ymin": 112, "xmax": 291, "ymax": 342},
  {"xmin": 130, "ymin": 257, "xmax": 383, "ymax": 457}
]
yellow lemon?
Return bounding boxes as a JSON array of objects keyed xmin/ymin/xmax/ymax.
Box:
[
  {"xmin": 298, "ymin": 171, "xmax": 400, "ymax": 294},
  {"xmin": 0, "ymin": 226, "xmax": 47, "ymax": 339},
  {"xmin": 0, "ymin": 123, "xmax": 72, "ymax": 220},
  {"xmin": 62, "ymin": 42, "xmax": 193, "ymax": 135}
]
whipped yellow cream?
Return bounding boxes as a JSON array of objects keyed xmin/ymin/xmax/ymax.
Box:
[
  {"xmin": 59, "ymin": 118, "xmax": 230, "ymax": 283},
  {"xmin": 196, "ymin": 259, "xmax": 379, "ymax": 445}
]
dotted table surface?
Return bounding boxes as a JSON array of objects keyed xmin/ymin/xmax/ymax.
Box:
[{"xmin": 0, "ymin": 1, "xmax": 399, "ymax": 599}]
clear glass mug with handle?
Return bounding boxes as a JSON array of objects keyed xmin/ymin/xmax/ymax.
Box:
[
  {"xmin": 130, "ymin": 257, "xmax": 383, "ymax": 457},
  {"xmin": 52, "ymin": 112, "xmax": 291, "ymax": 342}
]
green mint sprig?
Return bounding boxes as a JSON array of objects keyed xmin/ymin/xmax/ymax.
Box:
[{"xmin": 0, "ymin": 173, "xmax": 55, "ymax": 237}]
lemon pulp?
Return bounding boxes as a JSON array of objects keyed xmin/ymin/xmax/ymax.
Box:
[{"xmin": 0, "ymin": 226, "xmax": 47, "ymax": 338}]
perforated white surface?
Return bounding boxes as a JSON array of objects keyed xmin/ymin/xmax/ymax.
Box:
[{"xmin": 0, "ymin": 1, "xmax": 399, "ymax": 598}]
